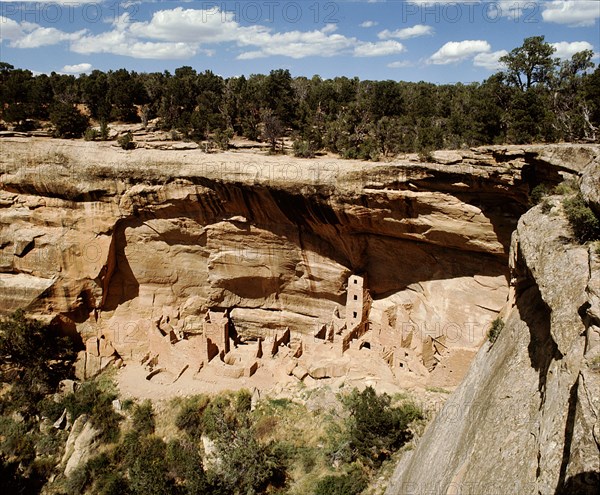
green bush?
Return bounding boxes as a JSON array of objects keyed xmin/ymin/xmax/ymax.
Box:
[
  {"xmin": 213, "ymin": 127, "xmax": 233, "ymax": 150},
  {"xmin": 563, "ymin": 193, "xmax": 600, "ymax": 243},
  {"xmin": 0, "ymin": 310, "xmax": 75, "ymax": 414},
  {"xmin": 99, "ymin": 121, "xmax": 110, "ymax": 140},
  {"xmin": 488, "ymin": 317, "xmax": 504, "ymax": 344},
  {"xmin": 132, "ymin": 400, "xmax": 155, "ymax": 436},
  {"xmin": 314, "ymin": 469, "xmax": 367, "ymax": 495},
  {"xmin": 127, "ymin": 436, "xmax": 174, "ymax": 495},
  {"xmin": 293, "ymin": 139, "xmax": 315, "ymax": 158},
  {"xmin": 50, "ymin": 103, "xmax": 90, "ymax": 138},
  {"xmin": 0, "ymin": 417, "xmax": 35, "ymax": 464},
  {"xmin": 175, "ymin": 395, "xmax": 210, "ymax": 438},
  {"xmin": 553, "ymin": 180, "xmax": 578, "ymax": 196},
  {"xmin": 84, "ymin": 127, "xmax": 100, "ymax": 141},
  {"xmin": 341, "ymin": 386, "xmax": 423, "ymax": 467},
  {"xmin": 530, "ymin": 184, "xmax": 551, "ymax": 205},
  {"xmin": 117, "ymin": 131, "xmax": 136, "ymax": 150},
  {"xmin": 166, "ymin": 439, "xmax": 209, "ymax": 493}
]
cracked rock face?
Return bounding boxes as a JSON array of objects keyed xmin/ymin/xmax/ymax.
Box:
[
  {"xmin": 386, "ymin": 192, "xmax": 600, "ymax": 494},
  {"xmin": 1, "ymin": 140, "xmax": 598, "ymax": 391}
]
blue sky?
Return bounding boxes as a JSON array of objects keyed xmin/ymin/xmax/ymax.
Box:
[{"xmin": 0, "ymin": 1, "xmax": 598, "ymax": 82}]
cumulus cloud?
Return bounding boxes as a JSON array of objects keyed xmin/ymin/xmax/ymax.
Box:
[
  {"xmin": 360, "ymin": 21, "xmax": 378, "ymax": 28},
  {"xmin": 473, "ymin": 50, "xmax": 508, "ymax": 70},
  {"xmin": 128, "ymin": 7, "xmax": 264, "ymax": 43},
  {"xmin": 542, "ymin": 1, "xmax": 600, "ymax": 27},
  {"xmin": 12, "ymin": 26, "xmax": 84, "ymax": 48},
  {"xmin": 551, "ymin": 41, "xmax": 595, "ymax": 59},
  {"xmin": 0, "ymin": 16, "xmax": 23, "ymax": 41},
  {"xmin": 236, "ymin": 26, "xmax": 356, "ymax": 59},
  {"xmin": 429, "ymin": 40, "xmax": 490, "ymax": 64},
  {"xmin": 0, "ymin": 6, "xmax": 466, "ymax": 62},
  {"xmin": 0, "ymin": 16, "xmax": 85, "ymax": 48},
  {"xmin": 61, "ymin": 62, "xmax": 92, "ymax": 74},
  {"xmin": 378, "ymin": 24, "xmax": 434, "ymax": 40}
]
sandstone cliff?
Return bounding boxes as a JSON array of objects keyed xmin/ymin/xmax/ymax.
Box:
[
  {"xmin": 386, "ymin": 161, "xmax": 600, "ymax": 493},
  {"xmin": 0, "ymin": 140, "xmax": 597, "ymax": 392}
]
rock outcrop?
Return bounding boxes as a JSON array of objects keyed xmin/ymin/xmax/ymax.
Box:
[
  {"xmin": 1, "ymin": 139, "xmax": 598, "ymax": 390},
  {"xmin": 386, "ymin": 184, "xmax": 600, "ymax": 493},
  {"xmin": 60, "ymin": 414, "xmax": 101, "ymax": 477}
]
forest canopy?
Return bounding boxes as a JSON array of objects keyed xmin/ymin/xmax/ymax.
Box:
[{"xmin": 1, "ymin": 36, "xmax": 598, "ymax": 158}]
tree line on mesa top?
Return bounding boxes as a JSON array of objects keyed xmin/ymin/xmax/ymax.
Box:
[{"xmin": 1, "ymin": 36, "xmax": 599, "ymax": 158}]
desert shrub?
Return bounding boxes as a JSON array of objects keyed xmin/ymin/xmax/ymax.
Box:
[
  {"xmin": 488, "ymin": 317, "xmax": 504, "ymax": 344},
  {"xmin": 50, "ymin": 103, "xmax": 89, "ymax": 138},
  {"xmin": 117, "ymin": 131, "xmax": 136, "ymax": 150},
  {"xmin": 0, "ymin": 417, "xmax": 35, "ymax": 465},
  {"xmin": 0, "ymin": 310, "xmax": 76, "ymax": 414},
  {"xmin": 418, "ymin": 150, "xmax": 434, "ymax": 162},
  {"xmin": 530, "ymin": 184, "xmax": 551, "ymax": 205},
  {"xmin": 64, "ymin": 464, "xmax": 90, "ymax": 495},
  {"xmin": 553, "ymin": 179, "xmax": 578, "ymax": 196},
  {"xmin": 324, "ymin": 419, "xmax": 353, "ymax": 467},
  {"xmin": 200, "ymin": 391, "xmax": 288, "ymax": 494},
  {"xmin": 175, "ymin": 394, "xmax": 210, "ymax": 438},
  {"xmin": 235, "ymin": 389, "xmax": 252, "ymax": 413},
  {"xmin": 127, "ymin": 436, "xmax": 174, "ymax": 495},
  {"xmin": 563, "ymin": 193, "xmax": 600, "ymax": 243},
  {"xmin": 84, "ymin": 127, "xmax": 100, "ymax": 141},
  {"xmin": 64, "ymin": 452, "xmax": 114, "ymax": 495},
  {"xmin": 293, "ymin": 139, "xmax": 315, "ymax": 158},
  {"xmin": 132, "ymin": 400, "xmax": 155, "ymax": 436},
  {"xmin": 213, "ymin": 127, "xmax": 233, "ymax": 150},
  {"xmin": 96, "ymin": 473, "xmax": 131, "ymax": 495},
  {"xmin": 166, "ymin": 439, "xmax": 209, "ymax": 493},
  {"xmin": 341, "ymin": 386, "xmax": 423, "ymax": 467},
  {"xmin": 99, "ymin": 120, "xmax": 110, "ymax": 140},
  {"xmin": 314, "ymin": 469, "xmax": 368, "ymax": 495}
]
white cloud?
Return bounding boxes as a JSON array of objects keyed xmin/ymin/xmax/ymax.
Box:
[
  {"xmin": 542, "ymin": 1, "xmax": 600, "ymax": 27},
  {"xmin": 387, "ymin": 60, "xmax": 414, "ymax": 69},
  {"xmin": 72, "ymin": 30, "xmax": 198, "ymax": 59},
  {"xmin": 0, "ymin": 16, "xmax": 23, "ymax": 41},
  {"xmin": 128, "ymin": 7, "xmax": 265, "ymax": 43},
  {"xmin": 0, "ymin": 16, "xmax": 85, "ymax": 48},
  {"xmin": 378, "ymin": 24, "xmax": 434, "ymax": 40},
  {"xmin": 551, "ymin": 41, "xmax": 595, "ymax": 59},
  {"xmin": 61, "ymin": 62, "xmax": 92, "ymax": 74},
  {"xmin": 236, "ymin": 26, "xmax": 356, "ymax": 59},
  {"xmin": 360, "ymin": 20, "xmax": 378, "ymax": 28},
  {"xmin": 473, "ymin": 50, "xmax": 508, "ymax": 70},
  {"xmin": 354, "ymin": 40, "xmax": 405, "ymax": 57},
  {"xmin": 429, "ymin": 40, "xmax": 490, "ymax": 65},
  {"xmin": 66, "ymin": 8, "xmax": 366, "ymax": 60},
  {"xmin": 12, "ymin": 26, "xmax": 84, "ymax": 48}
]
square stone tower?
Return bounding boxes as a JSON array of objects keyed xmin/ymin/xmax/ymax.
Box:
[{"xmin": 346, "ymin": 274, "xmax": 369, "ymax": 330}]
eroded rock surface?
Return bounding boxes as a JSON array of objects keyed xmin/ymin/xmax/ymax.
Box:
[
  {"xmin": 1, "ymin": 140, "xmax": 598, "ymax": 391},
  {"xmin": 386, "ymin": 192, "xmax": 600, "ymax": 494}
]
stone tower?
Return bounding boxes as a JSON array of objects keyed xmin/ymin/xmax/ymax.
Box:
[{"xmin": 346, "ymin": 274, "xmax": 369, "ymax": 330}]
